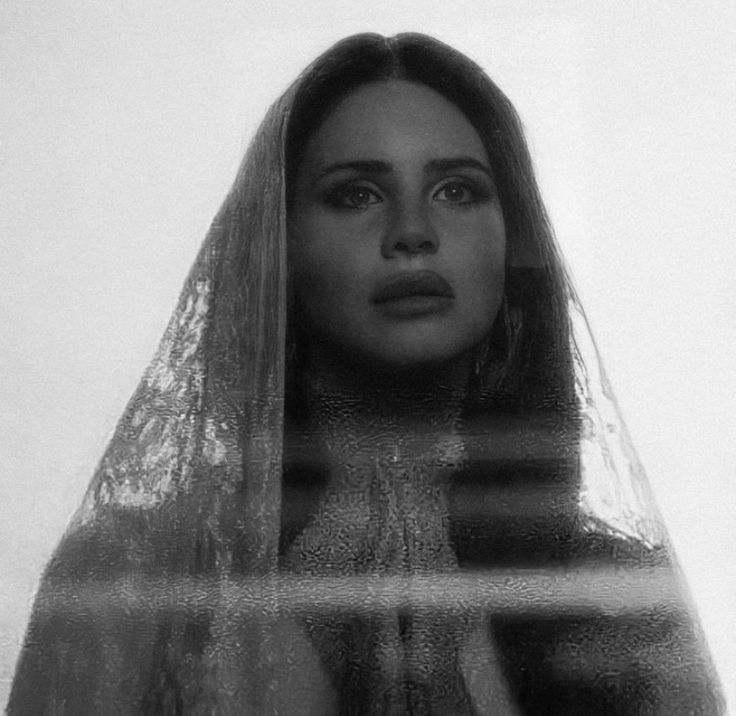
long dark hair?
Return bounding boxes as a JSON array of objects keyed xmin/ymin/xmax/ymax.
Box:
[
  {"xmin": 285, "ymin": 33, "xmax": 576, "ymax": 420},
  {"xmin": 282, "ymin": 34, "xmax": 582, "ymax": 567}
]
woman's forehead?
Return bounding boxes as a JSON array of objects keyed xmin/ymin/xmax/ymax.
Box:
[{"xmin": 299, "ymin": 80, "xmax": 489, "ymax": 172}]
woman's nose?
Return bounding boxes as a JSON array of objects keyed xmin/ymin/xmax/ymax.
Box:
[{"xmin": 381, "ymin": 198, "xmax": 439, "ymax": 259}]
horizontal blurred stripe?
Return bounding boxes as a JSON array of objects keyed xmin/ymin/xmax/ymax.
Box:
[{"xmin": 37, "ymin": 565, "xmax": 683, "ymax": 617}]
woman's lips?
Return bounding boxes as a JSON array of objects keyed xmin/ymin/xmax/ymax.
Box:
[{"xmin": 372, "ymin": 270, "xmax": 454, "ymax": 317}]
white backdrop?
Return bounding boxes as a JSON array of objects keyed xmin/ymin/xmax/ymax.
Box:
[{"xmin": 1, "ymin": 0, "xmax": 734, "ymax": 709}]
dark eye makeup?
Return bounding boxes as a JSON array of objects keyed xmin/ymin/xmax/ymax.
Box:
[
  {"xmin": 321, "ymin": 175, "xmax": 493, "ymax": 212},
  {"xmin": 323, "ymin": 183, "xmax": 383, "ymax": 210},
  {"xmin": 433, "ymin": 178, "xmax": 492, "ymax": 205}
]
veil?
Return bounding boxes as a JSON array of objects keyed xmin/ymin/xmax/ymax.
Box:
[{"xmin": 8, "ymin": 36, "xmax": 722, "ymax": 716}]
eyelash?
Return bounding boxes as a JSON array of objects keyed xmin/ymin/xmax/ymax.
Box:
[
  {"xmin": 322, "ymin": 179, "xmax": 491, "ymax": 211},
  {"xmin": 434, "ymin": 180, "xmax": 491, "ymax": 206},
  {"xmin": 323, "ymin": 183, "xmax": 382, "ymax": 210}
]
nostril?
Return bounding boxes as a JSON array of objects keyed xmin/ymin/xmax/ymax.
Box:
[
  {"xmin": 383, "ymin": 218, "xmax": 439, "ymax": 258},
  {"xmin": 391, "ymin": 236, "xmax": 437, "ymax": 255}
]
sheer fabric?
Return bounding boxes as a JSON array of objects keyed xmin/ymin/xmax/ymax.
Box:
[{"xmin": 8, "ymin": 37, "xmax": 723, "ymax": 716}]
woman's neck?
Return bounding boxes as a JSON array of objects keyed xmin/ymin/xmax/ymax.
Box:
[{"xmin": 300, "ymin": 347, "xmax": 470, "ymax": 464}]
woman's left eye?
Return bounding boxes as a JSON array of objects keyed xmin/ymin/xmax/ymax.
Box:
[{"xmin": 433, "ymin": 181, "xmax": 482, "ymax": 205}]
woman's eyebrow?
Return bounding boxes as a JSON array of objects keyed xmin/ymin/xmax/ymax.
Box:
[
  {"xmin": 425, "ymin": 157, "xmax": 494, "ymax": 178},
  {"xmin": 314, "ymin": 156, "xmax": 493, "ymax": 180},
  {"xmin": 316, "ymin": 160, "xmax": 392, "ymax": 179}
]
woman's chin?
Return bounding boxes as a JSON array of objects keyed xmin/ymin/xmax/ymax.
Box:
[{"xmin": 307, "ymin": 328, "xmax": 480, "ymax": 383}]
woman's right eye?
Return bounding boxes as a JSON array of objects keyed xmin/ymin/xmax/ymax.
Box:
[{"xmin": 323, "ymin": 183, "xmax": 382, "ymax": 210}]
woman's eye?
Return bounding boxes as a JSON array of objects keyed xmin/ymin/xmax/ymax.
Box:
[
  {"xmin": 434, "ymin": 181, "xmax": 482, "ymax": 205},
  {"xmin": 324, "ymin": 184, "xmax": 382, "ymax": 210}
]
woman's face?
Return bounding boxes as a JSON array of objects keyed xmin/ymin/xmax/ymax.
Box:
[{"xmin": 289, "ymin": 80, "xmax": 506, "ymax": 370}]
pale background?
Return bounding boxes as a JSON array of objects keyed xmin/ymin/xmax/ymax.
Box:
[{"xmin": 1, "ymin": 0, "xmax": 734, "ymax": 710}]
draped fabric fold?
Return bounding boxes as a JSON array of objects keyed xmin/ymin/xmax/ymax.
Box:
[{"xmin": 9, "ymin": 87, "xmax": 295, "ymax": 715}]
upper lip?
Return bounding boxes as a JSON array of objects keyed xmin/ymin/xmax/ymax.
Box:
[{"xmin": 372, "ymin": 270, "xmax": 454, "ymax": 304}]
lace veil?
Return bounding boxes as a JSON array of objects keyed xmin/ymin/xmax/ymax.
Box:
[{"xmin": 9, "ymin": 32, "xmax": 719, "ymax": 716}]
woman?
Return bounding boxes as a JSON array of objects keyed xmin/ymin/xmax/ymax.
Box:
[{"xmin": 8, "ymin": 33, "xmax": 722, "ymax": 715}]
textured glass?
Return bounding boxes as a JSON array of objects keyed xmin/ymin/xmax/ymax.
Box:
[{"xmin": 8, "ymin": 33, "xmax": 723, "ymax": 716}]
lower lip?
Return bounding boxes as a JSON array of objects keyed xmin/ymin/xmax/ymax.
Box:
[{"xmin": 375, "ymin": 295, "xmax": 453, "ymax": 318}]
